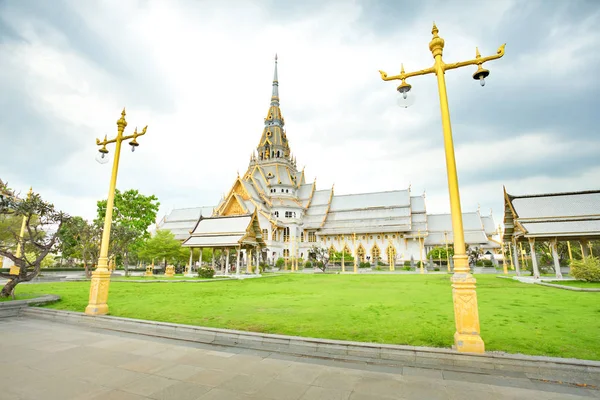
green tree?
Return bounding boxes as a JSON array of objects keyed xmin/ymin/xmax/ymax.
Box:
[
  {"xmin": 308, "ymin": 245, "xmax": 330, "ymax": 272},
  {"xmin": 0, "ymin": 183, "xmax": 70, "ymax": 298},
  {"xmin": 427, "ymin": 246, "xmax": 454, "ymax": 264},
  {"xmin": 57, "ymin": 217, "xmax": 101, "ymax": 277},
  {"xmin": 138, "ymin": 230, "xmax": 182, "ymax": 268},
  {"xmin": 96, "ymin": 189, "xmax": 159, "ymax": 275}
]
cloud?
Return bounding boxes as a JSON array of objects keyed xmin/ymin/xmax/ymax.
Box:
[{"xmin": 0, "ymin": 0, "xmax": 598, "ymax": 229}]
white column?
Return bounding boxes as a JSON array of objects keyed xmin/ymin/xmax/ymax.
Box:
[
  {"xmin": 255, "ymin": 247, "xmax": 260, "ymax": 273},
  {"xmin": 221, "ymin": 249, "xmax": 226, "ymax": 274},
  {"xmin": 198, "ymin": 247, "xmax": 203, "ymax": 269},
  {"xmin": 528, "ymin": 238, "xmax": 540, "ymax": 279},
  {"xmin": 581, "ymin": 240, "xmax": 590, "ymax": 258},
  {"xmin": 236, "ymin": 247, "xmax": 241, "ymax": 275},
  {"xmin": 512, "ymin": 242, "xmax": 521, "ymax": 276},
  {"xmin": 225, "ymin": 248, "xmax": 230, "ymax": 275},
  {"xmin": 211, "ymin": 248, "xmax": 215, "ymax": 269},
  {"xmin": 188, "ymin": 247, "xmax": 193, "ymax": 275},
  {"xmin": 551, "ymin": 239, "xmax": 563, "ymax": 279}
]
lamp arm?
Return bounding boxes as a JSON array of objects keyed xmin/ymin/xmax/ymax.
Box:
[
  {"xmin": 379, "ymin": 66, "xmax": 435, "ymax": 81},
  {"xmin": 96, "ymin": 137, "xmax": 118, "ymax": 146},
  {"xmin": 122, "ymin": 125, "xmax": 148, "ymax": 141},
  {"xmin": 443, "ymin": 44, "xmax": 506, "ymax": 72}
]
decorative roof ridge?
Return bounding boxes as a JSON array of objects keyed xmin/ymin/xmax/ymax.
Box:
[
  {"xmin": 200, "ymin": 213, "xmax": 253, "ymax": 220},
  {"xmin": 521, "ymin": 217, "xmax": 600, "ymax": 223},
  {"xmin": 331, "ymin": 188, "xmax": 410, "ymax": 198},
  {"xmin": 507, "ymin": 189, "xmax": 600, "ymax": 200},
  {"xmin": 427, "ymin": 211, "xmax": 480, "ymax": 216}
]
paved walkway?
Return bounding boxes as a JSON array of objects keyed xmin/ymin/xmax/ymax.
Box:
[{"xmin": 1, "ymin": 318, "xmax": 598, "ymax": 400}]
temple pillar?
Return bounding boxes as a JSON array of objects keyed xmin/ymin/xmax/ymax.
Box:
[
  {"xmin": 255, "ymin": 247, "xmax": 260, "ymax": 274},
  {"xmin": 512, "ymin": 242, "xmax": 521, "ymax": 276},
  {"xmin": 198, "ymin": 247, "xmax": 203, "ymax": 269},
  {"xmin": 341, "ymin": 246, "xmax": 346, "ymax": 273},
  {"xmin": 580, "ymin": 240, "xmax": 589, "ymax": 259},
  {"xmin": 236, "ymin": 247, "xmax": 241, "ymax": 275},
  {"xmin": 551, "ymin": 239, "xmax": 563, "ymax": 279},
  {"xmin": 247, "ymin": 248, "xmax": 252, "ymax": 273},
  {"xmin": 188, "ymin": 247, "xmax": 193, "ymax": 275},
  {"xmin": 528, "ymin": 238, "xmax": 540, "ymax": 279},
  {"xmin": 211, "ymin": 248, "xmax": 215, "ymax": 270},
  {"xmin": 225, "ymin": 248, "xmax": 230, "ymax": 275}
]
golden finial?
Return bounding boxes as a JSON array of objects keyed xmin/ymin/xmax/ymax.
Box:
[
  {"xmin": 475, "ymin": 47, "xmax": 481, "ymax": 59},
  {"xmin": 117, "ymin": 108, "xmax": 128, "ymax": 128},
  {"xmin": 432, "ymin": 22, "xmax": 439, "ymax": 36},
  {"xmin": 401, "ymin": 63, "xmax": 406, "ymax": 74}
]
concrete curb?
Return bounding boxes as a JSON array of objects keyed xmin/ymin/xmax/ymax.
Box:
[
  {"xmin": 0, "ymin": 295, "xmax": 60, "ymax": 318},
  {"xmin": 534, "ymin": 282, "xmax": 600, "ymax": 292},
  {"xmin": 21, "ymin": 307, "xmax": 600, "ymax": 386}
]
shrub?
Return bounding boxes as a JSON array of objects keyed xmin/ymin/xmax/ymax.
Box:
[
  {"xmin": 483, "ymin": 259, "xmax": 493, "ymax": 267},
  {"xmin": 259, "ymin": 262, "xmax": 269, "ymax": 273},
  {"xmin": 198, "ymin": 267, "xmax": 215, "ymax": 279},
  {"xmin": 359, "ymin": 262, "xmax": 370, "ymax": 269},
  {"xmin": 304, "ymin": 261, "xmax": 313, "ymax": 268},
  {"xmin": 275, "ymin": 257, "xmax": 285, "ymax": 268},
  {"xmin": 404, "ymin": 261, "xmax": 411, "ymax": 267},
  {"xmin": 571, "ymin": 257, "xmax": 600, "ymax": 282},
  {"xmin": 475, "ymin": 260, "xmax": 484, "ymax": 267},
  {"xmin": 403, "ymin": 266, "xmax": 411, "ymax": 271},
  {"xmin": 434, "ymin": 267, "xmax": 440, "ymax": 271}
]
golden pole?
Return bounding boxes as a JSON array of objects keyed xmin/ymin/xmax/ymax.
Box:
[
  {"xmin": 353, "ymin": 233, "xmax": 358, "ymax": 273},
  {"xmin": 580, "ymin": 242, "xmax": 585, "ymax": 260},
  {"xmin": 589, "ymin": 242, "xmax": 594, "ymax": 257},
  {"xmin": 379, "ymin": 24, "xmax": 505, "ymax": 353},
  {"xmin": 519, "ymin": 242, "xmax": 526, "ymax": 268},
  {"xmin": 499, "ymin": 225, "xmax": 507, "ymax": 275},
  {"xmin": 508, "ymin": 242, "xmax": 514, "ymax": 270},
  {"xmin": 341, "ymin": 237, "xmax": 346, "ymax": 273},
  {"xmin": 418, "ymin": 229, "xmax": 424, "ymax": 274},
  {"xmin": 85, "ymin": 109, "xmax": 147, "ymax": 315},
  {"xmin": 567, "ymin": 241, "xmax": 573, "ymax": 263},
  {"xmin": 444, "ymin": 231, "xmax": 450, "ymax": 272}
]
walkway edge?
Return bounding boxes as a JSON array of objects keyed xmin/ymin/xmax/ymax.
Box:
[{"xmin": 22, "ymin": 307, "xmax": 600, "ymax": 386}]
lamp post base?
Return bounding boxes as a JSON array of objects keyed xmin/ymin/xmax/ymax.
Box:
[
  {"xmin": 85, "ymin": 269, "xmax": 111, "ymax": 316},
  {"xmin": 451, "ymin": 272, "xmax": 485, "ymax": 354}
]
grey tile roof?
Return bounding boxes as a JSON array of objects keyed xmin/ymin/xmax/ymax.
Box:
[
  {"xmin": 481, "ymin": 215, "xmax": 497, "ymax": 236},
  {"xmin": 427, "ymin": 212, "xmax": 485, "ymax": 232},
  {"xmin": 410, "ymin": 196, "xmax": 426, "ymax": 213},
  {"xmin": 183, "ymin": 235, "xmax": 245, "ymax": 247},
  {"xmin": 192, "ymin": 215, "xmax": 252, "ymax": 235},
  {"xmin": 511, "ymin": 191, "xmax": 600, "ymax": 220}
]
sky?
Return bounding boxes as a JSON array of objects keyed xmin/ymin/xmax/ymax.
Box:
[{"xmin": 1, "ymin": 0, "xmax": 598, "ymax": 228}]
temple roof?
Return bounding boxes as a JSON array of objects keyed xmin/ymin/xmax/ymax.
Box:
[
  {"xmin": 503, "ymin": 188, "xmax": 600, "ymax": 240},
  {"xmin": 425, "ymin": 212, "xmax": 498, "ymax": 248},
  {"xmin": 157, "ymin": 206, "xmax": 215, "ymax": 240},
  {"xmin": 182, "ymin": 212, "xmax": 265, "ymax": 248}
]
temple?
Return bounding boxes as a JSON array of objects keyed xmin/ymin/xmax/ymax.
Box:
[{"xmin": 157, "ymin": 56, "xmax": 500, "ymax": 269}]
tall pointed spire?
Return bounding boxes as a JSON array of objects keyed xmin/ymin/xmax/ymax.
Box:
[{"xmin": 271, "ymin": 53, "xmax": 279, "ymax": 105}]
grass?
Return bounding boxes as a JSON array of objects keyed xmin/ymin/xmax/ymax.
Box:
[
  {"xmin": 550, "ymin": 280, "xmax": 600, "ymax": 288},
  {"xmin": 12, "ymin": 274, "xmax": 600, "ymax": 360},
  {"xmin": 116, "ymin": 275, "xmax": 229, "ymax": 280}
]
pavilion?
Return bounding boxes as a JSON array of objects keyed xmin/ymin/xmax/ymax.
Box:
[{"xmin": 502, "ymin": 187, "xmax": 600, "ymax": 279}]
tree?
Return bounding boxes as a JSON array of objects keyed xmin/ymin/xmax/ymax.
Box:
[
  {"xmin": 138, "ymin": 230, "xmax": 182, "ymax": 268},
  {"xmin": 57, "ymin": 217, "xmax": 102, "ymax": 278},
  {"xmin": 427, "ymin": 246, "xmax": 454, "ymax": 264},
  {"xmin": 0, "ymin": 183, "xmax": 70, "ymax": 298},
  {"xmin": 96, "ymin": 189, "xmax": 159, "ymax": 275},
  {"xmin": 308, "ymin": 245, "xmax": 330, "ymax": 272},
  {"xmin": 466, "ymin": 245, "xmax": 483, "ymax": 266}
]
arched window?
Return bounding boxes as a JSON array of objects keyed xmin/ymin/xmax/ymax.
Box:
[
  {"xmin": 274, "ymin": 211, "xmax": 279, "ymax": 217},
  {"xmin": 357, "ymin": 244, "xmax": 366, "ymax": 263},
  {"xmin": 283, "ymin": 227, "xmax": 290, "ymax": 242},
  {"xmin": 371, "ymin": 244, "xmax": 381, "ymax": 263}
]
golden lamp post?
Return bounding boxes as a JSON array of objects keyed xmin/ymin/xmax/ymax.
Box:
[
  {"xmin": 379, "ymin": 24, "xmax": 505, "ymax": 353},
  {"xmin": 85, "ymin": 109, "xmax": 147, "ymax": 315}
]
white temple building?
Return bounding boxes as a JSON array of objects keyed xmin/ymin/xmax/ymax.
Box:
[{"xmin": 157, "ymin": 57, "xmax": 500, "ymax": 267}]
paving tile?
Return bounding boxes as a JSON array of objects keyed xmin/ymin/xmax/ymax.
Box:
[
  {"xmin": 197, "ymin": 388, "xmax": 252, "ymax": 400},
  {"xmin": 148, "ymin": 381, "xmax": 211, "ymax": 400},
  {"xmin": 403, "ymin": 366, "xmax": 444, "ymax": 379},
  {"xmin": 153, "ymin": 363, "xmax": 205, "ymax": 380},
  {"xmin": 348, "ymin": 392, "xmax": 396, "ymax": 400},
  {"xmin": 120, "ymin": 375, "xmax": 179, "ymax": 396},
  {"xmin": 80, "ymin": 367, "xmax": 150, "ymax": 389},
  {"xmin": 217, "ymin": 373, "xmax": 274, "ymax": 395},
  {"xmin": 400, "ymin": 381, "xmax": 448, "ymax": 400},
  {"xmin": 532, "ymin": 382, "xmax": 599, "ymax": 398},
  {"xmin": 277, "ymin": 364, "xmax": 324, "ymax": 385},
  {"xmin": 119, "ymin": 356, "xmax": 172, "ymax": 374},
  {"xmin": 185, "ymin": 368, "xmax": 238, "ymax": 387},
  {"xmin": 299, "ymin": 385, "xmax": 352, "ymax": 400},
  {"xmin": 352, "ymin": 376, "xmax": 406, "ymax": 398},
  {"xmin": 311, "ymin": 369, "xmax": 364, "ymax": 391},
  {"xmin": 90, "ymin": 389, "xmax": 150, "ymax": 400},
  {"xmin": 253, "ymin": 379, "xmax": 310, "ymax": 400}
]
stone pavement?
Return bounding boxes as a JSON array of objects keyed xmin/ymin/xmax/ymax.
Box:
[{"xmin": 1, "ymin": 318, "xmax": 598, "ymax": 400}]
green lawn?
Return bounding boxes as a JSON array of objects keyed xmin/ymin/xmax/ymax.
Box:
[
  {"xmin": 13, "ymin": 274, "xmax": 600, "ymax": 360},
  {"xmin": 115, "ymin": 275, "xmax": 229, "ymax": 280},
  {"xmin": 0, "ymin": 293, "xmax": 39, "ymax": 302},
  {"xmin": 550, "ymin": 280, "xmax": 600, "ymax": 288}
]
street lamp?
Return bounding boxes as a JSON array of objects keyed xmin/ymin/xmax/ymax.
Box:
[
  {"xmin": 85, "ymin": 109, "xmax": 147, "ymax": 315},
  {"xmin": 379, "ymin": 24, "xmax": 505, "ymax": 353}
]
